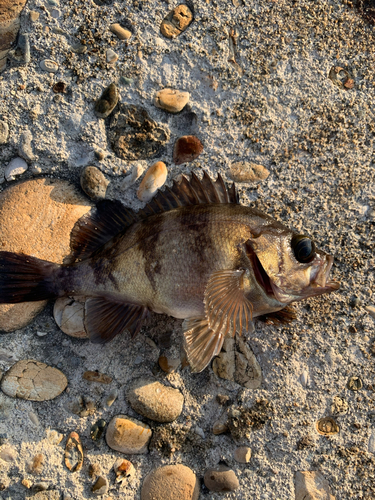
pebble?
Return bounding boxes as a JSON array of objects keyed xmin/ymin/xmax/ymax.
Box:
[
  {"xmin": 65, "ymin": 432, "xmax": 83, "ymax": 472},
  {"xmin": 30, "ymin": 10, "xmax": 40, "ymax": 21},
  {"xmin": 212, "ymin": 337, "xmax": 262, "ymax": 389},
  {"xmin": 28, "ymin": 453, "xmax": 44, "ymax": 474},
  {"xmin": 30, "ymin": 492, "xmax": 60, "ymax": 500},
  {"xmin": 106, "ymin": 390, "xmax": 118, "ymax": 407},
  {"xmin": 173, "ymin": 135, "xmax": 203, "ymax": 165},
  {"xmin": 83, "ymin": 371, "xmax": 112, "ymax": 384},
  {"xmin": 18, "ymin": 130, "xmax": 34, "ymax": 161},
  {"xmin": 53, "ymin": 297, "xmax": 87, "ymax": 338},
  {"xmin": 80, "ymin": 165, "xmax": 109, "ymax": 200},
  {"xmin": 141, "ymin": 464, "xmax": 199, "ymax": 500},
  {"xmin": 1, "ymin": 360, "xmax": 68, "ymax": 401},
  {"xmin": 137, "ymin": 161, "xmax": 168, "ymax": 202},
  {"xmin": 106, "ymin": 415, "xmax": 152, "ymax": 454},
  {"xmin": 316, "ymin": 417, "xmax": 339, "ymax": 436},
  {"xmin": 94, "ymin": 83, "xmax": 119, "ymax": 119},
  {"xmin": 204, "ymin": 465, "xmax": 239, "ymax": 492},
  {"xmin": 234, "ymin": 446, "xmax": 252, "ymax": 463},
  {"xmin": 108, "ymin": 103, "xmax": 170, "ymax": 160},
  {"xmin": 92, "ymin": 476, "xmax": 108, "ymax": 496},
  {"xmin": 113, "ymin": 458, "xmax": 135, "ymax": 483},
  {"xmin": 5, "ymin": 157, "xmax": 28, "ymax": 181},
  {"xmin": 154, "ymin": 88, "xmax": 190, "ymax": 113},
  {"xmin": 28, "ymin": 411, "xmax": 40, "ymax": 426},
  {"xmin": 158, "ymin": 355, "xmax": 180, "ymax": 373},
  {"xmin": 0, "ymin": 120, "xmax": 9, "ymax": 144},
  {"xmin": 365, "ymin": 304, "xmax": 375, "ymax": 320},
  {"xmin": 119, "ymin": 75, "xmax": 134, "ymax": 86},
  {"xmin": 71, "ymin": 42, "xmax": 87, "ymax": 54},
  {"xmin": 127, "ymin": 376, "xmax": 184, "ymax": 423},
  {"xmin": 106, "ymin": 48, "xmax": 118, "ymax": 64},
  {"xmin": 212, "ymin": 421, "xmax": 228, "ymax": 435},
  {"xmin": 160, "ymin": 4, "xmax": 194, "ymax": 39},
  {"xmin": 110, "ymin": 23, "xmax": 132, "ymax": 40},
  {"xmin": 39, "ymin": 59, "xmax": 59, "ymax": 73},
  {"xmin": 13, "ymin": 33, "xmax": 30, "ymax": 63},
  {"xmin": 230, "ymin": 161, "xmax": 270, "ymax": 183},
  {"xmin": 295, "ymin": 471, "xmax": 336, "ymax": 500}
]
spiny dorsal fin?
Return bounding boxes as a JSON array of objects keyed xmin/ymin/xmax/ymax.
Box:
[
  {"xmin": 70, "ymin": 199, "xmax": 137, "ymax": 261},
  {"xmin": 138, "ymin": 171, "xmax": 238, "ymax": 219}
]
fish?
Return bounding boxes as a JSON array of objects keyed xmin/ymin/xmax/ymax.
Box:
[{"xmin": 0, "ymin": 171, "xmax": 340, "ymax": 372}]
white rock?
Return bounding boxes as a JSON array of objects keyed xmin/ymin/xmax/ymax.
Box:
[
  {"xmin": 121, "ymin": 163, "xmax": 144, "ymax": 190},
  {"xmin": 137, "ymin": 162, "xmax": 168, "ymax": 202},
  {"xmin": 295, "ymin": 471, "xmax": 336, "ymax": 500},
  {"xmin": 106, "ymin": 49, "xmax": 118, "ymax": 64},
  {"xmin": 5, "ymin": 157, "xmax": 28, "ymax": 181},
  {"xmin": 299, "ymin": 370, "xmax": 310, "ymax": 388},
  {"xmin": 39, "ymin": 59, "xmax": 59, "ymax": 73},
  {"xmin": 53, "ymin": 297, "xmax": 87, "ymax": 338}
]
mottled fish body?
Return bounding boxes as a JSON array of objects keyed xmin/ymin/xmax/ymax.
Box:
[{"xmin": 0, "ymin": 172, "xmax": 339, "ymax": 372}]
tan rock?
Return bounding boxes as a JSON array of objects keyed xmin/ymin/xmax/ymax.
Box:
[
  {"xmin": 110, "ymin": 23, "xmax": 132, "ymax": 40},
  {"xmin": 137, "ymin": 162, "xmax": 168, "ymax": 202},
  {"xmin": 204, "ymin": 465, "xmax": 239, "ymax": 492},
  {"xmin": 141, "ymin": 464, "xmax": 199, "ymax": 500},
  {"xmin": 0, "ymin": 360, "xmax": 68, "ymax": 401},
  {"xmin": 106, "ymin": 415, "xmax": 152, "ymax": 454},
  {"xmin": 295, "ymin": 471, "xmax": 336, "ymax": 500},
  {"xmin": 234, "ymin": 446, "xmax": 252, "ymax": 463},
  {"xmin": 160, "ymin": 4, "xmax": 193, "ymax": 39},
  {"xmin": 154, "ymin": 88, "xmax": 190, "ymax": 113},
  {"xmin": 0, "ymin": 178, "xmax": 92, "ymax": 332},
  {"xmin": 230, "ymin": 161, "xmax": 270, "ymax": 183},
  {"xmin": 0, "ymin": 0, "xmax": 28, "ymax": 72}
]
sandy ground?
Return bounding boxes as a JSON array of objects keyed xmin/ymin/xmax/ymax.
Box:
[{"xmin": 0, "ymin": 0, "xmax": 375, "ymax": 498}]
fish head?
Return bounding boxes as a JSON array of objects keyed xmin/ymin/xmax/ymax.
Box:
[{"xmin": 246, "ymin": 225, "xmax": 340, "ymax": 304}]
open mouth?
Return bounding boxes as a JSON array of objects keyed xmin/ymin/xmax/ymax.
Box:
[{"xmin": 246, "ymin": 245, "xmax": 274, "ymax": 296}]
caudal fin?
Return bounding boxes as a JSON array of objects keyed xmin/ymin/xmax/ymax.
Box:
[{"xmin": 0, "ymin": 251, "xmax": 59, "ymax": 303}]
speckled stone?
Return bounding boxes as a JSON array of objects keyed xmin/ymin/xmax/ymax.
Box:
[
  {"xmin": 80, "ymin": 166, "xmax": 109, "ymax": 200},
  {"xmin": 160, "ymin": 4, "xmax": 193, "ymax": 39},
  {"xmin": 141, "ymin": 464, "xmax": 199, "ymax": 500},
  {"xmin": 128, "ymin": 376, "xmax": 184, "ymax": 423},
  {"xmin": 106, "ymin": 415, "xmax": 152, "ymax": 454},
  {"xmin": 1, "ymin": 360, "xmax": 68, "ymax": 401},
  {"xmin": 230, "ymin": 161, "xmax": 270, "ymax": 183},
  {"xmin": 204, "ymin": 465, "xmax": 239, "ymax": 492},
  {"xmin": 154, "ymin": 88, "xmax": 190, "ymax": 113}
]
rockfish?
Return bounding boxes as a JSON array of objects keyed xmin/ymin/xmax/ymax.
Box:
[{"xmin": 0, "ymin": 172, "xmax": 339, "ymax": 372}]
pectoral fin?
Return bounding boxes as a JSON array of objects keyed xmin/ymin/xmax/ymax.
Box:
[
  {"xmin": 84, "ymin": 297, "xmax": 148, "ymax": 343},
  {"xmin": 183, "ymin": 269, "xmax": 254, "ymax": 373}
]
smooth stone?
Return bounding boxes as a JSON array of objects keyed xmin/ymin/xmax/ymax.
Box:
[
  {"xmin": 173, "ymin": 135, "xmax": 203, "ymax": 165},
  {"xmin": 53, "ymin": 297, "xmax": 87, "ymax": 338},
  {"xmin": 160, "ymin": 4, "xmax": 193, "ymax": 39},
  {"xmin": 0, "ymin": 120, "xmax": 9, "ymax": 144},
  {"xmin": 212, "ymin": 421, "xmax": 228, "ymax": 435},
  {"xmin": 92, "ymin": 476, "xmax": 108, "ymax": 496},
  {"xmin": 141, "ymin": 464, "xmax": 199, "ymax": 500},
  {"xmin": 212, "ymin": 336, "xmax": 262, "ymax": 389},
  {"xmin": 94, "ymin": 82, "xmax": 119, "ymax": 119},
  {"xmin": 4, "ymin": 156, "xmax": 28, "ymax": 181},
  {"xmin": 230, "ymin": 161, "xmax": 270, "ymax": 183},
  {"xmin": 154, "ymin": 88, "xmax": 190, "ymax": 113},
  {"xmin": 295, "ymin": 471, "xmax": 336, "ymax": 500},
  {"xmin": 0, "ymin": 178, "xmax": 92, "ymax": 332},
  {"xmin": 106, "ymin": 48, "xmax": 118, "ymax": 64},
  {"xmin": 18, "ymin": 130, "xmax": 34, "ymax": 161},
  {"xmin": 1, "ymin": 360, "xmax": 67, "ymax": 401},
  {"xmin": 234, "ymin": 446, "xmax": 252, "ymax": 463},
  {"xmin": 204, "ymin": 465, "xmax": 239, "ymax": 492},
  {"xmin": 39, "ymin": 59, "xmax": 58, "ymax": 73},
  {"xmin": 110, "ymin": 23, "xmax": 132, "ymax": 40},
  {"xmin": 0, "ymin": 0, "xmax": 28, "ymax": 72},
  {"xmin": 108, "ymin": 103, "xmax": 169, "ymax": 161},
  {"xmin": 137, "ymin": 161, "xmax": 167, "ymax": 202},
  {"xmin": 128, "ymin": 376, "xmax": 184, "ymax": 423},
  {"xmin": 106, "ymin": 415, "xmax": 152, "ymax": 454},
  {"xmin": 30, "ymin": 10, "xmax": 40, "ymax": 21},
  {"xmin": 80, "ymin": 165, "xmax": 109, "ymax": 200}
]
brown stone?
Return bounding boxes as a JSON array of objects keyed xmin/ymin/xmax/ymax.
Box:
[
  {"xmin": 173, "ymin": 135, "xmax": 203, "ymax": 165},
  {"xmin": 0, "ymin": 0, "xmax": 28, "ymax": 71},
  {"xmin": 160, "ymin": 4, "xmax": 193, "ymax": 39},
  {"xmin": 0, "ymin": 179, "xmax": 92, "ymax": 332},
  {"xmin": 141, "ymin": 464, "xmax": 199, "ymax": 500}
]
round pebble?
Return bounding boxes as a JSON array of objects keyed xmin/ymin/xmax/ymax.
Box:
[
  {"xmin": 204, "ymin": 465, "xmax": 239, "ymax": 492},
  {"xmin": 154, "ymin": 88, "xmax": 190, "ymax": 113},
  {"xmin": 127, "ymin": 376, "xmax": 184, "ymax": 423},
  {"xmin": 106, "ymin": 414, "xmax": 152, "ymax": 454},
  {"xmin": 80, "ymin": 165, "xmax": 109, "ymax": 200},
  {"xmin": 137, "ymin": 161, "xmax": 168, "ymax": 202},
  {"xmin": 5, "ymin": 157, "xmax": 28, "ymax": 181},
  {"xmin": 39, "ymin": 59, "xmax": 59, "ymax": 73},
  {"xmin": 234, "ymin": 446, "xmax": 252, "ymax": 463},
  {"xmin": 0, "ymin": 120, "xmax": 9, "ymax": 144},
  {"xmin": 110, "ymin": 23, "xmax": 132, "ymax": 40},
  {"xmin": 173, "ymin": 135, "xmax": 203, "ymax": 165},
  {"xmin": 1, "ymin": 359, "xmax": 68, "ymax": 401},
  {"xmin": 141, "ymin": 464, "xmax": 199, "ymax": 500},
  {"xmin": 230, "ymin": 161, "xmax": 270, "ymax": 183}
]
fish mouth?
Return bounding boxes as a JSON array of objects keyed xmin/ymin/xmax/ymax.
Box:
[
  {"xmin": 247, "ymin": 247, "xmax": 275, "ymax": 297},
  {"xmin": 309, "ymin": 254, "xmax": 340, "ymax": 295}
]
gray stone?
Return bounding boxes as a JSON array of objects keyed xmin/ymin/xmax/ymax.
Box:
[
  {"xmin": 4, "ymin": 157, "xmax": 28, "ymax": 181},
  {"xmin": 0, "ymin": 120, "xmax": 9, "ymax": 144},
  {"xmin": 13, "ymin": 33, "xmax": 30, "ymax": 63},
  {"xmin": 80, "ymin": 166, "xmax": 109, "ymax": 200},
  {"xmin": 204, "ymin": 465, "xmax": 239, "ymax": 492},
  {"xmin": 18, "ymin": 130, "xmax": 34, "ymax": 161}
]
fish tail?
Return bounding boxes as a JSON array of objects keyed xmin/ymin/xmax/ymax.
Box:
[{"xmin": 0, "ymin": 251, "xmax": 60, "ymax": 304}]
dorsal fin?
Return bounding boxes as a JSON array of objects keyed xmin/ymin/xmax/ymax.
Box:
[
  {"xmin": 138, "ymin": 171, "xmax": 238, "ymax": 219},
  {"xmin": 70, "ymin": 199, "xmax": 137, "ymax": 261}
]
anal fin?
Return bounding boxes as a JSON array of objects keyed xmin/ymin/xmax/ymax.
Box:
[{"xmin": 84, "ymin": 297, "xmax": 147, "ymax": 343}]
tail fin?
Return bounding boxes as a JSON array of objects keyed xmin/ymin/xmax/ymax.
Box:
[{"xmin": 0, "ymin": 251, "xmax": 59, "ymax": 304}]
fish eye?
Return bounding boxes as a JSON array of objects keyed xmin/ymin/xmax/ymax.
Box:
[{"xmin": 291, "ymin": 235, "xmax": 316, "ymax": 263}]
